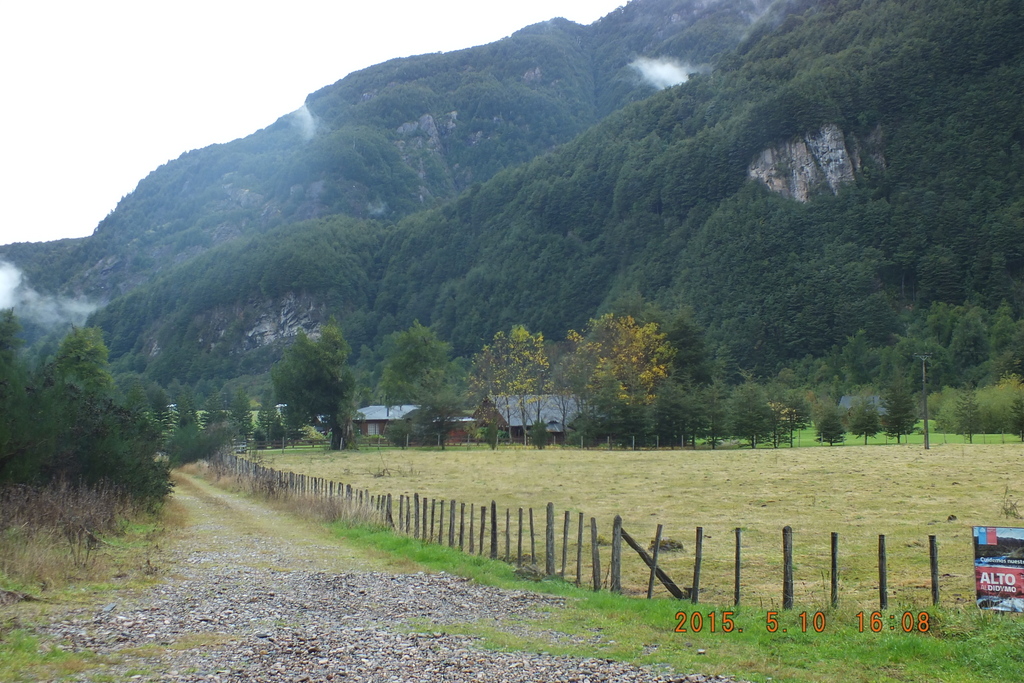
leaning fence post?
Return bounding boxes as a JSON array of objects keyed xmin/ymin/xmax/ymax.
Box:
[
  {"xmin": 783, "ymin": 525, "xmax": 794, "ymax": 609},
  {"xmin": 611, "ymin": 515, "xmax": 622, "ymax": 593},
  {"xmin": 469, "ymin": 504, "xmax": 475, "ymax": 553},
  {"xmin": 691, "ymin": 526, "xmax": 703, "ymax": 604},
  {"xmin": 929, "ymin": 535, "xmax": 940, "ymax": 606},
  {"xmin": 590, "ymin": 517, "xmax": 601, "ymax": 591},
  {"xmin": 648, "ymin": 524, "xmax": 664, "ymax": 599}
]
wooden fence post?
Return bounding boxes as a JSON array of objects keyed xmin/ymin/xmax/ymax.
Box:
[
  {"xmin": 469, "ymin": 505, "xmax": 475, "ymax": 553},
  {"xmin": 734, "ymin": 527, "xmax": 742, "ymax": 606},
  {"xmin": 430, "ymin": 499, "xmax": 436, "ymax": 542},
  {"xmin": 929, "ymin": 535, "xmax": 940, "ymax": 606},
  {"xmin": 648, "ymin": 524, "xmax": 663, "ymax": 599},
  {"xmin": 831, "ymin": 532, "xmax": 839, "ymax": 608},
  {"xmin": 611, "ymin": 515, "xmax": 622, "ymax": 593},
  {"xmin": 561, "ymin": 510, "xmax": 570, "ymax": 576},
  {"xmin": 691, "ymin": 526, "xmax": 703, "ymax": 604},
  {"xmin": 517, "ymin": 507, "xmax": 524, "ymax": 567},
  {"xmin": 448, "ymin": 500, "xmax": 456, "ymax": 547},
  {"xmin": 414, "ymin": 493, "xmax": 420, "ymax": 540},
  {"xmin": 783, "ymin": 526, "xmax": 794, "ymax": 609},
  {"xmin": 546, "ymin": 503, "xmax": 556, "ymax": 576},
  {"xmin": 576, "ymin": 512, "xmax": 584, "ymax": 587},
  {"xmin": 491, "ymin": 501, "xmax": 498, "ymax": 559},
  {"xmin": 529, "ymin": 508, "xmax": 536, "ymax": 566},
  {"xmin": 479, "ymin": 505, "xmax": 486, "ymax": 556},
  {"xmin": 386, "ymin": 493, "xmax": 394, "ymax": 528},
  {"xmin": 878, "ymin": 534, "xmax": 888, "ymax": 610},
  {"xmin": 504, "ymin": 508, "xmax": 511, "ymax": 561},
  {"xmin": 590, "ymin": 517, "xmax": 601, "ymax": 591},
  {"xmin": 437, "ymin": 499, "xmax": 444, "ymax": 544},
  {"xmin": 459, "ymin": 503, "xmax": 465, "ymax": 551}
]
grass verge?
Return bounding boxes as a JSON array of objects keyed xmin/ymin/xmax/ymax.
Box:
[
  {"xmin": 0, "ymin": 483, "xmax": 186, "ymax": 683},
  {"xmin": 325, "ymin": 520, "xmax": 1024, "ymax": 683}
]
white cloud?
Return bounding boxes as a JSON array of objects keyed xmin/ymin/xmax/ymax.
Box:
[
  {"xmin": 630, "ymin": 57, "xmax": 705, "ymax": 90},
  {"xmin": 0, "ymin": 261, "xmax": 97, "ymax": 328}
]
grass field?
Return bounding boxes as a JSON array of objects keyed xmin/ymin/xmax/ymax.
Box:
[{"xmin": 252, "ymin": 440, "xmax": 1024, "ymax": 611}]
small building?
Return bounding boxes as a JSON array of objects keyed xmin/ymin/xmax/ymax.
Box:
[
  {"xmin": 353, "ymin": 405, "xmax": 418, "ymax": 437},
  {"xmin": 838, "ymin": 395, "xmax": 887, "ymax": 414},
  {"xmin": 475, "ymin": 395, "xmax": 579, "ymax": 444}
]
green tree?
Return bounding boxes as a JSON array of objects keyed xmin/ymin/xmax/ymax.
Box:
[
  {"xmin": 483, "ymin": 422, "xmax": 499, "ymax": 450},
  {"xmin": 1009, "ymin": 391, "xmax": 1024, "ymax": 441},
  {"xmin": 200, "ymin": 392, "xmax": 227, "ymax": 430},
  {"xmin": 729, "ymin": 381, "xmax": 772, "ymax": 448},
  {"xmin": 379, "ymin": 321, "xmax": 451, "ymax": 406},
  {"xmin": 0, "ymin": 311, "xmax": 47, "ymax": 484},
  {"xmin": 847, "ymin": 396, "xmax": 882, "ymax": 445},
  {"xmin": 652, "ymin": 376, "xmax": 700, "ymax": 448},
  {"xmin": 813, "ymin": 400, "xmax": 846, "ymax": 446},
  {"xmin": 271, "ymin": 320, "xmax": 356, "ymax": 450},
  {"xmin": 529, "ymin": 420, "xmax": 549, "ymax": 449},
  {"xmin": 229, "ymin": 388, "xmax": 253, "ymax": 442},
  {"xmin": 880, "ymin": 377, "xmax": 918, "ymax": 444},
  {"xmin": 45, "ymin": 326, "xmax": 170, "ymax": 501},
  {"xmin": 256, "ymin": 398, "xmax": 284, "ymax": 446},
  {"xmin": 412, "ymin": 370, "xmax": 466, "ymax": 450},
  {"xmin": 699, "ymin": 381, "xmax": 730, "ymax": 449},
  {"xmin": 386, "ymin": 418, "xmax": 412, "ymax": 448},
  {"xmin": 953, "ymin": 385, "xmax": 981, "ymax": 443}
]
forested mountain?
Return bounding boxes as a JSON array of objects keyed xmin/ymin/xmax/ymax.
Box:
[
  {"xmin": 1, "ymin": 0, "xmax": 770, "ymax": 301},
  {"xmin": 4, "ymin": 0, "xmax": 1024, "ymax": 395}
]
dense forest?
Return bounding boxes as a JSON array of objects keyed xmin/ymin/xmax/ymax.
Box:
[{"xmin": 2, "ymin": 0, "xmax": 1024, "ymax": 422}]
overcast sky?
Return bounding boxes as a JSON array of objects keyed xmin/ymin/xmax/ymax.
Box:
[{"xmin": 0, "ymin": 0, "xmax": 627, "ymax": 247}]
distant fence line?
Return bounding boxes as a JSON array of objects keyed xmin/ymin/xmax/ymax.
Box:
[{"xmin": 213, "ymin": 452, "xmax": 945, "ymax": 610}]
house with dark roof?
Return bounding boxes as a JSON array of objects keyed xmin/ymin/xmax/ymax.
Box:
[
  {"xmin": 474, "ymin": 395, "xmax": 579, "ymax": 444},
  {"xmin": 353, "ymin": 404, "xmax": 418, "ymax": 437}
]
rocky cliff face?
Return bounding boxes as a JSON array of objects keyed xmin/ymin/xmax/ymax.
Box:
[
  {"xmin": 748, "ymin": 124, "xmax": 884, "ymax": 201},
  {"xmin": 145, "ymin": 292, "xmax": 326, "ymax": 361}
]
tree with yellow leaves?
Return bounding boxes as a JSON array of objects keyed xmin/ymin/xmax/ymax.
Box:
[
  {"xmin": 578, "ymin": 313, "xmax": 674, "ymax": 407},
  {"xmin": 471, "ymin": 325, "xmax": 549, "ymax": 444}
]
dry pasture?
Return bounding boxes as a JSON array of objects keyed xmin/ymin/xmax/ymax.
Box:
[{"xmin": 255, "ymin": 442, "xmax": 1023, "ymax": 609}]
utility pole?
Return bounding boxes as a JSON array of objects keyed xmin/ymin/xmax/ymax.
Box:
[{"xmin": 914, "ymin": 354, "xmax": 932, "ymax": 450}]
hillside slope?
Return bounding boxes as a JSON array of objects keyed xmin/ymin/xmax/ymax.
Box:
[
  {"xmin": 0, "ymin": 0, "xmax": 770, "ymax": 305},
  {"xmin": 15, "ymin": 0, "xmax": 1024, "ymax": 389}
]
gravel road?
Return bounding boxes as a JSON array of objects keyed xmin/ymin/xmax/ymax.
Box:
[{"xmin": 37, "ymin": 474, "xmax": 749, "ymax": 683}]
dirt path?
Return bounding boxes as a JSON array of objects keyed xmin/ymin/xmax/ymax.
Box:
[{"xmin": 34, "ymin": 474, "xmax": 738, "ymax": 682}]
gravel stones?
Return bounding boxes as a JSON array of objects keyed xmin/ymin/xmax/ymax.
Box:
[{"xmin": 30, "ymin": 478, "xmax": 751, "ymax": 683}]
